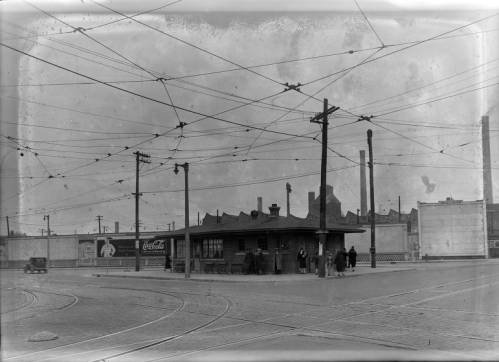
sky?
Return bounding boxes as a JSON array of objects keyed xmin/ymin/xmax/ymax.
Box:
[{"xmin": 0, "ymin": 0, "xmax": 498, "ymax": 235}]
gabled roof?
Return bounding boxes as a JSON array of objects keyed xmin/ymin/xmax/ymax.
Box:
[{"xmin": 164, "ymin": 211, "xmax": 364, "ymax": 238}]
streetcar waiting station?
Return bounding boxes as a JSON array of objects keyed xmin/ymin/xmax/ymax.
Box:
[{"xmin": 163, "ymin": 203, "xmax": 364, "ymax": 274}]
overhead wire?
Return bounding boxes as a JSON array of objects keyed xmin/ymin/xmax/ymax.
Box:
[
  {"xmin": 300, "ymin": 11, "xmax": 499, "ymax": 87},
  {"xmin": 243, "ymin": 47, "xmax": 383, "ymax": 158},
  {"xmin": 348, "ymin": 58, "xmax": 499, "ymax": 113},
  {"xmin": 88, "ymin": 0, "xmax": 290, "ymax": 90},
  {"xmin": 353, "ymin": 0, "xmax": 385, "ymax": 47}
]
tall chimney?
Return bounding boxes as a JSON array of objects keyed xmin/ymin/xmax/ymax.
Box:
[
  {"xmin": 308, "ymin": 192, "xmax": 315, "ymax": 216},
  {"xmin": 257, "ymin": 197, "xmax": 262, "ymax": 212},
  {"xmin": 114, "ymin": 221, "xmax": 119, "ymax": 234},
  {"xmin": 360, "ymin": 150, "xmax": 368, "ymax": 216},
  {"xmin": 482, "ymin": 116, "xmax": 493, "ymax": 204}
]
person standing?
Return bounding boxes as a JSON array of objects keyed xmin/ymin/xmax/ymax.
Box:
[
  {"xmin": 255, "ymin": 248, "xmax": 265, "ymax": 275},
  {"xmin": 312, "ymin": 251, "xmax": 319, "ymax": 274},
  {"xmin": 326, "ymin": 250, "xmax": 334, "ymax": 277},
  {"xmin": 348, "ymin": 246, "xmax": 357, "ymax": 272},
  {"xmin": 334, "ymin": 247, "xmax": 348, "ymax": 277},
  {"xmin": 296, "ymin": 248, "xmax": 307, "ymax": 274},
  {"xmin": 274, "ymin": 248, "xmax": 282, "ymax": 274}
]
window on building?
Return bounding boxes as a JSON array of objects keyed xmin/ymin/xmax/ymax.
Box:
[
  {"xmin": 238, "ymin": 239, "xmax": 245, "ymax": 252},
  {"xmin": 202, "ymin": 239, "xmax": 223, "ymax": 259},
  {"xmin": 176, "ymin": 240, "xmax": 185, "ymax": 258},
  {"xmin": 257, "ymin": 237, "xmax": 268, "ymax": 251}
]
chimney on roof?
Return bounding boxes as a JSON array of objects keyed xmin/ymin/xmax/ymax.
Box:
[
  {"xmin": 114, "ymin": 222, "xmax": 119, "ymax": 234},
  {"xmin": 308, "ymin": 192, "xmax": 315, "ymax": 216},
  {"xmin": 257, "ymin": 197, "xmax": 262, "ymax": 212},
  {"xmin": 268, "ymin": 203, "xmax": 280, "ymax": 218}
]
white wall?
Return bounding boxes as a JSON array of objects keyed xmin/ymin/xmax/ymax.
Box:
[
  {"xmin": 345, "ymin": 224, "xmax": 408, "ymax": 254},
  {"xmin": 8, "ymin": 235, "xmax": 79, "ymax": 261},
  {"xmin": 418, "ymin": 201, "xmax": 487, "ymax": 257}
]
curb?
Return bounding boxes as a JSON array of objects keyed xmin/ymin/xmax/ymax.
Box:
[{"xmin": 92, "ymin": 267, "xmax": 415, "ymax": 283}]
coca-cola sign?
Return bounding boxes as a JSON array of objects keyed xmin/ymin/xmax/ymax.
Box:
[
  {"xmin": 141, "ymin": 239, "xmax": 166, "ymax": 256},
  {"xmin": 96, "ymin": 238, "xmax": 167, "ymax": 257}
]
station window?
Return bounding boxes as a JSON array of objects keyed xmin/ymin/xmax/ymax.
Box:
[
  {"xmin": 202, "ymin": 239, "xmax": 224, "ymax": 259},
  {"xmin": 257, "ymin": 237, "xmax": 268, "ymax": 251},
  {"xmin": 238, "ymin": 239, "xmax": 245, "ymax": 252},
  {"xmin": 176, "ymin": 240, "xmax": 185, "ymax": 258}
]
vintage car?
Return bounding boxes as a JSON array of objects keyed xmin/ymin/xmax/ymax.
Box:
[{"xmin": 24, "ymin": 257, "xmax": 48, "ymax": 273}]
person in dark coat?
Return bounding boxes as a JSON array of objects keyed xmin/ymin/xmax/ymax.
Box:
[
  {"xmin": 348, "ymin": 246, "xmax": 357, "ymax": 271},
  {"xmin": 255, "ymin": 248, "xmax": 265, "ymax": 275},
  {"xmin": 334, "ymin": 247, "xmax": 348, "ymax": 277},
  {"xmin": 243, "ymin": 250, "xmax": 255, "ymax": 274},
  {"xmin": 164, "ymin": 253, "xmax": 171, "ymax": 271},
  {"xmin": 296, "ymin": 248, "xmax": 307, "ymax": 273}
]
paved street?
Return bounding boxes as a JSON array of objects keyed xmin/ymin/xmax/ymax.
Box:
[{"xmin": 2, "ymin": 260, "xmax": 499, "ymax": 361}]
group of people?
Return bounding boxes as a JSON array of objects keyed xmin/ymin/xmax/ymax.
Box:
[
  {"xmin": 297, "ymin": 246, "xmax": 357, "ymax": 277},
  {"xmin": 242, "ymin": 248, "xmax": 266, "ymax": 275}
]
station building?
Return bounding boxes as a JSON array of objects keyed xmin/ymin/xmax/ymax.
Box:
[{"xmin": 166, "ymin": 201, "xmax": 364, "ymax": 274}]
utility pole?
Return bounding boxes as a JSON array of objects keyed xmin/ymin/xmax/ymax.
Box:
[
  {"xmin": 96, "ymin": 215, "xmax": 103, "ymax": 234},
  {"xmin": 5, "ymin": 216, "xmax": 10, "ymax": 236},
  {"xmin": 356, "ymin": 209, "xmax": 360, "ymax": 224},
  {"xmin": 286, "ymin": 182, "xmax": 292, "ymax": 217},
  {"xmin": 134, "ymin": 151, "xmax": 150, "ymax": 272},
  {"xmin": 44, "ymin": 215, "xmax": 50, "ymax": 268},
  {"xmin": 174, "ymin": 163, "xmax": 190, "ymax": 279},
  {"xmin": 310, "ymin": 99, "xmax": 340, "ymax": 278},
  {"xmin": 367, "ymin": 129, "xmax": 376, "ymax": 268}
]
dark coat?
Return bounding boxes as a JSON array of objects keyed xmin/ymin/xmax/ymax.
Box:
[
  {"xmin": 255, "ymin": 252, "xmax": 265, "ymax": 273},
  {"xmin": 348, "ymin": 249, "xmax": 357, "ymax": 264},
  {"xmin": 297, "ymin": 251, "xmax": 307, "ymax": 268},
  {"xmin": 243, "ymin": 252, "xmax": 255, "ymax": 274},
  {"xmin": 334, "ymin": 250, "xmax": 347, "ymax": 272}
]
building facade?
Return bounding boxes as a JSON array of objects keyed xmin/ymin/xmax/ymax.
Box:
[{"xmin": 167, "ymin": 204, "xmax": 364, "ymax": 274}]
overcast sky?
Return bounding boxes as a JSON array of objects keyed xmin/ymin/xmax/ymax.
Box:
[{"xmin": 1, "ymin": 0, "xmax": 498, "ymax": 235}]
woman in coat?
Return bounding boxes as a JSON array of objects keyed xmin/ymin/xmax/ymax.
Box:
[
  {"xmin": 348, "ymin": 246, "xmax": 357, "ymax": 271},
  {"xmin": 296, "ymin": 248, "xmax": 307, "ymax": 274},
  {"xmin": 334, "ymin": 247, "xmax": 348, "ymax": 277}
]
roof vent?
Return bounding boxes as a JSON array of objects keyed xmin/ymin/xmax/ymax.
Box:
[
  {"xmin": 250, "ymin": 210, "xmax": 259, "ymax": 219},
  {"xmin": 268, "ymin": 204, "xmax": 280, "ymax": 218}
]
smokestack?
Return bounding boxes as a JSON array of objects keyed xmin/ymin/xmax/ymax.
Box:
[
  {"xmin": 257, "ymin": 197, "xmax": 262, "ymax": 212},
  {"xmin": 114, "ymin": 222, "xmax": 119, "ymax": 234},
  {"xmin": 482, "ymin": 116, "xmax": 493, "ymax": 204},
  {"xmin": 360, "ymin": 150, "xmax": 368, "ymax": 216},
  {"xmin": 308, "ymin": 192, "xmax": 315, "ymax": 216}
]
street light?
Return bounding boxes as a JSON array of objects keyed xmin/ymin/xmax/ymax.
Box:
[{"xmin": 174, "ymin": 163, "xmax": 190, "ymax": 279}]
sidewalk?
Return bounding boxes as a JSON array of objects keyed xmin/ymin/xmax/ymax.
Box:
[{"xmin": 93, "ymin": 264, "xmax": 416, "ymax": 283}]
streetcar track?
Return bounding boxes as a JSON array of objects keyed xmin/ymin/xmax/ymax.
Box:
[
  {"xmin": 6, "ymin": 290, "xmax": 186, "ymax": 361},
  {"xmin": 149, "ymin": 272, "xmax": 499, "ymax": 360},
  {"xmin": 1, "ymin": 288, "xmax": 78, "ymax": 323},
  {"xmin": 5, "ymin": 268, "xmax": 499, "ymax": 361},
  {"xmin": 0, "ymin": 289, "xmax": 38, "ymax": 315},
  {"xmin": 91, "ymin": 294, "xmax": 232, "ymax": 362}
]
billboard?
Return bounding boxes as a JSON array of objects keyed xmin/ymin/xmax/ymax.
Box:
[{"xmin": 96, "ymin": 237, "xmax": 167, "ymax": 257}]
